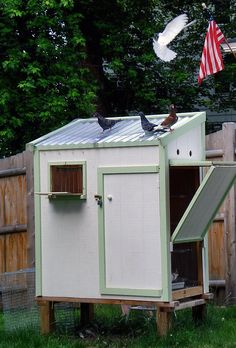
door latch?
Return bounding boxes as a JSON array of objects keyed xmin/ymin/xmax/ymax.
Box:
[{"xmin": 94, "ymin": 194, "xmax": 103, "ymax": 207}]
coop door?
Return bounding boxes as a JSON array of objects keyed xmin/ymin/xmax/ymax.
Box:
[
  {"xmin": 98, "ymin": 167, "xmax": 162, "ymax": 297},
  {"xmin": 171, "ymin": 164, "xmax": 236, "ymax": 244}
]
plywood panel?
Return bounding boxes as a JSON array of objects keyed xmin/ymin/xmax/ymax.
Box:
[
  {"xmin": 40, "ymin": 148, "xmax": 159, "ymax": 299},
  {"xmin": 167, "ymin": 126, "xmax": 202, "ymax": 160},
  {"xmin": 103, "ymin": 173, "xmax": 162, "ymax": 290},
  {"xmin": 208, "ymin": 221, "xmax": 225, "ymax": 280},
  {"xmin": 5, "ymin": 232, "xmax": 27, "ymax": 272}
]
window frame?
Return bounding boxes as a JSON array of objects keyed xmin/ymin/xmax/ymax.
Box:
[{"xmin": 48, "ymin": 161, "xmax": 87, "ymax": 199}]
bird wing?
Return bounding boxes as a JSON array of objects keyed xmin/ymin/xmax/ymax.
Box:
[
  {"xmin": 158, "ymin": 14, "xmax": 188, "ymax": 46},
  {"xmin": 139, "ymin": 112, "xmax": 157, "ymax": 132},
  {"xmin": 161, "ymin": 115, "xmax": 173, "ymax": 127},
  {"xmin": 161, "ymin": 114, "xmax": 178, "ymax": 127},
  {"xmin": 153, "ymin": 39, "xmax": 176, "ymax": 62}
]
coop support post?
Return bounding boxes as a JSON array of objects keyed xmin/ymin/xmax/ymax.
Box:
[
  {"xmin": 156, "ymin": 307, "xmax": 172, "ymax": 336},
  {"xmin": 192, "ymin": 303, "xmax": 206, "ymax": 323},
  {"xmin": 80, "ymin": 303, "xmax": 94, "ymax": 326},
  {"xmin": 39, "ymin": 300, "xmax": 55, "ymax": 334}
]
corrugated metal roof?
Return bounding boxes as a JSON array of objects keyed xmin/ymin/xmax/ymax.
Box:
[{"xmin": 29, "ymin": 112, "xmax": 204, "ymax": 148}]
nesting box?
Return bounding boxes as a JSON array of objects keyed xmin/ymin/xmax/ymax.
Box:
[{"xmin": 28, "ymin": 111, "xmax": 236, "ymax": 335}]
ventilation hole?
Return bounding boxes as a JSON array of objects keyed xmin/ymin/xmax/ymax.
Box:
[
  {"xmin": 189, "ymin": 150, "xmax": 192, "ymax": 157},
  {"xmin": 177, "ymin": 149, "xmax": 180, "ymax": 155}
]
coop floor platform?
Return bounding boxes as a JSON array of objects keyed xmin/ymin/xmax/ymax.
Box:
[{"xmin": 36, "ymin": 292, "xmax": 213, "ymax": 336}]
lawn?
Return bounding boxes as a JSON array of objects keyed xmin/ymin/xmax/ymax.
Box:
[{"xmin": 1, "ymin": 304, "xmax": 236, "ymax": 347}]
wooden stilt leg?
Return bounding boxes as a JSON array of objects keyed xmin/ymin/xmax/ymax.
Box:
[
  {"xmin": 80, "ymin": 303, "xmax": 94, "ymax": 327},
  {"xmin": 156, "ymin": 309, "xmax": 172, "ymax": 336},
  {"xmin": 192, "ymin": 303, "xmax": 206, "ymax": 323},
  {"xmin": 39, "ymin": 300, "xmax": 55, "ymax": 334}
]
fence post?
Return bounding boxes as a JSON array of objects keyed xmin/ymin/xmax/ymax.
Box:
[
  {"xmin": 222, "ymin": 123, "xmax": 236, "ymax": 303},
  {"xmin": 80, "ymin": 303, "xmax": 94, "ymax": 326}
]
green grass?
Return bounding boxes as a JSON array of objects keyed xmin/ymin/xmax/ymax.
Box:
[{"xmin": 1, "ymin": 305, "xmax": 236, "ymax": 347}]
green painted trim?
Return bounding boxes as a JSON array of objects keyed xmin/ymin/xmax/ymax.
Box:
[
  {"xmin": 47, "ymin": 161, "xmax": 87, "ymax": 199},
  {"xmin": 97, "ymin": 169, "xmax": 106, "ymax": 293},
  {"xmin": 98, "ymin": 165, "xmax": 162, "ymax": 298},
  {"xmin": 169, "ymin": 160, "xmax": 213, "ymax": 167},
  {"xmin": 201, "ymin": 171, "xmax": 236, "ymax": 239},
  {"xmin": 201, "ymin": 121, "xmax": 206, "ymax": 160},
  {"xmin": 202, "ymin": 237, "xmax": 209, "ymax": 293},
  {"xmin": 101, "ymin": 287, "xmax": 162, "ymax": 297},
  {"xmin": 98, "ymin": 165, "xmax": 159, "ymax": 175},
  {"xmin": 159, "ymin": 112, "xmax": 206, "ymax": 147},
  {"xmin": 201, "ymin": 120, "xmax": 209, "ymax": 292},
  {"xmin": 34, "ymin": 149, "xmax": 42, "ymax": 296},
  {"xmin": 159, "ymin": 146, "xmax": 171, "ymax": 302},
  {"xmin": 172, "ymin": 236, "xmax": 206, "ymax": 243},
  {"xmin": 213, "ymin": 161, "xmax": 236, "ymax": 166},
  {"xmin": 25, "ymin": 143, "xmax": 35, "ymax": 152}
]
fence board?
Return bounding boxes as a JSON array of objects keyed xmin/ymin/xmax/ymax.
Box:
[
  {"xmin": 0, "ymin": 236, "xmax": 5, "ymax": 273},
  {"xmin": 1, "ymin": 175, "xmax": 27, "ymax": 227},
  {"xmin": 0, "ymin": 185, "xmax": 4, "ymax": 228},
  {"xmin": 0, "ymin": 150, "xmax": 34, "ymax": 274},
  {"xmin": 208, "ymin": 221, "xmax": 225, "ymax": 280},
  {"xmin": 206, "ymin": 122, "xmax": 236, "ymax": 302},
  {"xmin": 5, "ymin": 232, "xmax": 27, "ymax": 272}
]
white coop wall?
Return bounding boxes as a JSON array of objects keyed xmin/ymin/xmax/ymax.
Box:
[
  {"xmin": 167, "ymin": 126, "xmax": 203, "ymax": 160},
  {"xmin": 39, "ymin": 145, "xmax": 162, "ymax": 300},
  {"xmin": 104, "ymin": 172, "xmax": 161, "ymax": 290}
]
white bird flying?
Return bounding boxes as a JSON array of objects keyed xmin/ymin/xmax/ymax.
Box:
[{"xmin": 153, "ymin": 14, "xmax": 195, "ymax": 62}]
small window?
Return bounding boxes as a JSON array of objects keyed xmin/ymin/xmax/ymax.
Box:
[{"xmin": 49, "ymin": 162, "xmax": 86, "ymax": 198}]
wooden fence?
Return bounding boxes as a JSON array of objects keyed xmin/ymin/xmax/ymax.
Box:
[
  {"xmin": 206, "ymin": 122, "xmax": 236, "ymax": 303},
  {"xmin": 0, "ymin": 151, "xmax": 34, "ymax": 274}
]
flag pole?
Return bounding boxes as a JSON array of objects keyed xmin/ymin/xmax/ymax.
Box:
[
  {"xmin": 223, "ymin": 37, "xmax": 236, "ymax": 59},
  {"xmin": 202, "ymin": 3, "xmax": 236, "ymax": 60}
]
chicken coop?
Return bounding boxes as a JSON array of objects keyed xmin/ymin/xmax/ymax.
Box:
[{"xmin": 28, "ymin": 111, "xmax": 236, "ymax": 335}]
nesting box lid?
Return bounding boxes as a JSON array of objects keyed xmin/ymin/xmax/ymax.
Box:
[{"xmin": 28, "ymin": 111, "xmax": 205, "ymax": 149}]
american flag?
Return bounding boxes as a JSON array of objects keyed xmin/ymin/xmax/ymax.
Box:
[{"xmin": 198, "ymin": 20, "xmax": 225, "ymax": 85}]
